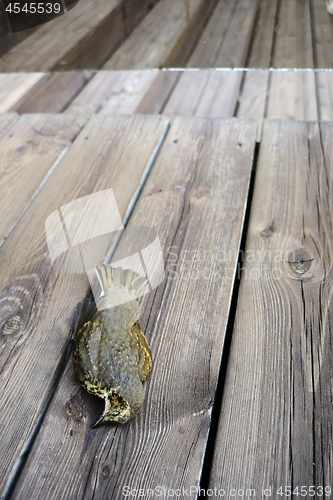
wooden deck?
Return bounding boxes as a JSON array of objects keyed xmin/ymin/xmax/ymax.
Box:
[
  {"xmin": 0, "ymin": 66, "xmax": 333, "ymax": 498},
  {"xmin": 1, "ymin": 0, "xmax": 333, "ymax": 70},
  {"xmin": 1, "ymin": 1, "xmax": 333, "ymax": 499}
]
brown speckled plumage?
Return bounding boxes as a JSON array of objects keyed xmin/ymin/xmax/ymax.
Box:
[{"xmin": 73, "ymin": 266, "xmax": 152, "ymax": 427}]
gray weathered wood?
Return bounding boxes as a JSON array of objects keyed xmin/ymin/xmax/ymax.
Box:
[
  {"xmin": 11, "ymin": 118, "xmax": 257, "ymax": 500},
  {"xmin": 214, "ymin": 0, "xmax": 260, "ymax": 68},
  {"xmin": 0, "ymin": 114, "xmax": 169, "ymax": 494},
  {"xmin": 316, "ymin": 71, "xmax": 333, "ymax": 121},
  {"xmin": 0, "ymin": 73, "xmax": 46, "ymax": 112},
  {"xmin": 187, "ymin": 0, "xmax": 234, "ymax": 68},
  {"xmin": 0, "ymin": 113, "xmax": 18, "ymax": 137},
  {"xmin": 310, "ymin": 0, "xmax": 333, "ymax": 68},
  {"xmin": 273, "ymin": 0, "xmax": 313, "ymax": 68},
  {"xmin": 209, "ymin": 120, "xmax": 333, "ymax": 494},
  {"xmin": 104, "ymin": 0, "xmax": 216, "ymax": 69},
  {"xmin": 16, "ymin": 72, "xmax": 93, "ymax": 113},
  {"xmin": 266, "ymin": 71, "xmax": 318, "ymax": 120},
  {"xmin": 247, "ymin": 0, "xmax": 278, "ymax": 68},
  {"xmin": 236, "ymin": 70, "xmax": 269, "ymax": 140},
  {"xmin": 0, "ymin": 114, "xmax": 86, "ymax": 247}
]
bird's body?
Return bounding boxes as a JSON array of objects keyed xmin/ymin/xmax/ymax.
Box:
[{"xmin": 73, "ymin": 266, "xmax": 152, "ymax": 426}]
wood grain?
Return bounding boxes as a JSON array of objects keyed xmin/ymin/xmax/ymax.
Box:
[
  {"xmin": 0, "ymin": 113, "xmax": 18, "ymax": 137},
  {"xmin": 272, "ymin": 0, "xmax": 313, "ymax": 68},
  {"xmin": 99, "ymin": 71, "xmax": 158, "ymax": 114},
  {"xmin": 0, "ymin": 73, "xmax": 46, "ymax": 113},
  {"xmin": 135, "ymin": 70, "xmax": 181, "ymax": 114},
  {"xmin": 266, "ymin": 71, "xmax": 318, "ymax": 121},
  {"xmin": 316, "ymin": 72, "xmax": 333, "ymax": 121},
  {"xmin": 310, "ymin": 0, "xmax": 333, "ymax": 68},
  {"xmin": 187, "ymin": 0, "xmax": 234, "ymax": 68},
  {"xmin": 195, "ymin": 70, "xmax": 242, "ymax": 118},
  {"xmin": 104, "ymin": 0, "xmax": 216, "ymax": 69},
  {"xmin": 0, "ymin": 114, "xmax": 86, "ymax": 247},
  {"xmin": 209, "ymin": 119, "xmax": 333, "ymax": 494},
  {"xmin": 11, "ymin": 118, "xmax": 257, "ymax": 500},
  {"xmin": 16, "ymin": 72, "xmax": 93, "ymax": 113},
  {"xmin": 246, "ymin": 0, "xmax": 278, "ymax": 68},
  {"xmin": 0, "ymin": 114, "xmax": 169, "ymax": 493},
  {"xmin": 164, "ymin": 70, "xmax": 242, "ymax": 118},
  {"xmin": 65, "ymin": 71, "xmax": 127, "ymax": 115},
  {"xmin": 163, "ymin": 71, "xmax": 210, "ymax": 116},
  {"xmin": 236, "ymin": 70, "xmax": 269, "ymax": 140},
  {"xmin": 0, "ymin": 0, "xmax": 123, "ymax": 71},
  {"xmin": 214, "ymin": 0, "xmax": 260, "ymax": 68}
]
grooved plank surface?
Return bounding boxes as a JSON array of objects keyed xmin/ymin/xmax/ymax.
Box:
[
  {"xmin": 65, "ymin": 71, "xmax": 127, "ymax": 115},
  {"xmin": 236, "ymin": 70, "xmax": 269, "ymax": 140},
  {"xmin": 0, "ymin": 113, "xmax": 18, "ymax": 136},
  {"xmin": 246, "ymin": 0, "xmax": 278, "ymax": 68},
  {"xmin": 187, "ymin": 0, "xmax": 234, "ymax": 68},
  {"xmin": 16, "ymin": 72, "xmax": 93, "ymax": 113},
  {"xmin": 98, "ymin": 71, "xmax": 158, "ymax": 114},
  {"xmin": 195, "ymin": 71, "xmax": 242, "ymax": 118},
  {"xmin": 0, "ymin": 114, "xmax": 85, "ymax": 246},
  {"xmin": 273, "ymin": 0, "xmax": 313, "ymax": 68},
  {"xmin": 209, "ymin": 120, "xmax": 333, "ymax": 494},
  {"xmin": 0, "ymin": 114, "xmax": 169, "ymax": 494},
  {"xmin": 104, "ymin": 0, "xmax": 216, "ymax": 69},
  {"xmin": 316, "ymin": 72, "xmax": 333, "ymax": 121},
  {"xmin": 0, "ymin": 73, "xmax": 46, "ymax": 112},
  {"xmin": 310, "ymin": 0, "xmax": 333, "ymax": 69},
  {"xmin": 11, "ymin": 118, "xmax": 257, "ymax": 500},
  {"xmin": 0, "ymin": 0, "xmax": 160, "ymax": 72},
  {"xmin": 214, "ymin": 0, "xmax": 260, "ymax": 68},
  {"xmin": 164, "ymin": 70, "xmax": 242, "ymax": 118},
  {"xmin": 266, "ymin": 71, "xmax": 318, "ymax": 121}
]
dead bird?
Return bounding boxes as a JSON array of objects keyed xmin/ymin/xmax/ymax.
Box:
[{"xmin": 73, "ymin": 265, "xmax": 152, "ymax": 427}]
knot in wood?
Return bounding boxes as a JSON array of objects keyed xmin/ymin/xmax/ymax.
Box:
[
  {"xmin": 192, "ymin": 186, "xmax": 209, "ymax": 200},
  {"xmin": 286, "ymin": 248, "xmax": 314, "ymax": 276},
  {"xmin": 2, "ymin": 315, "xmax": 21, "ymax": 335}
]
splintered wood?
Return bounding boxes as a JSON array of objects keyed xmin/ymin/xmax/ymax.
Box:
[
  {"xmin": 209, "ymin": 120, "xmax": 333, "ymax": 493},
  {"xmin": 10, "ymin": 118, "xmax": 257, "ymax": 499}
]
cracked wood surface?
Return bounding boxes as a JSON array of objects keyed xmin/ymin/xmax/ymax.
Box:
[
  {"xmin": 209, "ymin": 120, "xmax": 333, "ymax": 492},
  {"xmin": 10, "ymin": 117, "xmax": 257, "ymax": 500},
  {"xmin": 0, "ymin": 114, "xmax": 169, "ymax": 493}
]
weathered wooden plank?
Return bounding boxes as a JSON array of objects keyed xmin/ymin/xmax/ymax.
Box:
[
  {"xmin": 135, "ymin": 70, "xmax": 181, "ymax": 114},
  {"xmin": 0, "ymin": 0, "xmax": 123, "ymax": 71},
  {"xmin": 0, "ymin": 113, "xmax": 18, "ymax": 137},
  {"xmin": 16, "ymin": 72, "xmax": 93, "ymax": 113},
  {"xmin": 209, "ymin": 119, "xmax": 333, "ymax": 494},
  {"xmin": 0, "ymin": 114, "xmax": 170, "ymax": 494},
  {"xmin": 45, "ymin": 0, "xmax": 160, "ymax": 70},
  {"xmin": 65, "ymin": 71, "xmax": 127, "ymax": 115},
  {"xmin": 0, "ymin": 114, "xmax": 86, "ymax": 247},
  {"xmin": 99, "ymin": 71, "xmax": 158, "ymax": 114},
  {"xmin": 187, "ymin": 0, "xmax": 234, "ymax": 68},
  {"xmin": 236, "ymin": 70, "xmax": 269, "ymax": 140},
  {"xmin": 163, "ymin": 71, "xmax": 210, "ymax": 116},
  {"xmin": 266, "ymin": 71, "xmax": 318, "ymax": 121},
  {"xmin": 273, "ymin": 0, "xmax": 313, "ymax": 68},
  {"xmin": 11, "ymin": 118, "xmax": 257, "ymax": 500},
  {"xmin": 214, "ymin": 0, "xmax": 260, "ymax": 68},
  {"xmin": 316, "ymin": 71, "xmax": 333, "ymax": 121},
  {"xmin": 246, "ymin": 0, "xmax": 278, "ymax": 68},
  {"xmin": 104, "ymin": 0, "xmax": 216, "ymax": 69},
  {"xmin": 310, "ymin": 0, "xmax": 333, "ymax": 68},
  {"xmin": 195, "ymin": 71, "xmax": 243, "ymax": 117},
  {"xmin": 0, "ymin": 73, "xmax": 46, "ymax": 112}
]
